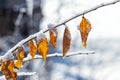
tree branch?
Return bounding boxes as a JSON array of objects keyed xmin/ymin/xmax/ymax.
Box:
[
  {"xmin": 24, "ymin": 51, "xmax": 95, "ymax": 62},
  {"xmin": 0, "ymin": 0, "xmax": 119, "ymax": 62},
  {"xmin": 0, "ymin": 72, "xmax": 36, "ymax": 80}
]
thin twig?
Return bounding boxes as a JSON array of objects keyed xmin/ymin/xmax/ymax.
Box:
[
  {"xmin": 0, "ymin": 0, "xmax": 120, "ymax": 62},
  {"xmin": 17, "ymin": 72, "xmax": 37, "ymax": 76},
  {"xmin": 45, "ymin": 0, "xmax": 120, "ymax": 31},
  {"xmin": 0, "ymin": 72, "xmax": 36, "ymax": 80},
  {"xmin": 24, "ymin": 51, "xmax": 95, "ymax": 62}
]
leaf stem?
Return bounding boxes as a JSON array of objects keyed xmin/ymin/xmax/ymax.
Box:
[{"xmin": 0, "ymin": 0, "xmax": 120, "ymax": 62}]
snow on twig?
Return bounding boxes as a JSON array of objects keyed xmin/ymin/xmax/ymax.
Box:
[
  {"xmin": 17, "ymin": 72, "xmax": 37, "ymax": 76},
  {"xmin": 0, "ymin": 0, "xmax": 120, "ymax": 62},
  {"xmin": 0, "ymin": 72, "xmax": 37, "ymax": 80},
  {"xmin": 24, "ymin": 51, "xmax": 95, "ymax": 62}
]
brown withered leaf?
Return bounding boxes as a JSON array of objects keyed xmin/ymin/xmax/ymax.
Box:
[
  {"xmin": 1, "ymin": 60, "xmax": 17, "ymax": 80},
  {"xmin": 8, "ymin": 60, "xmax": 14, "ymax": 72},
  {"xmin": 37, "ymin": 34, "xmax": 49, "ymax": 61},
  {"xmin": 8, "ymin": 60, "xmax": 17, "ymax": 80},
  {"xmin": 15, "ymin": 60, "xmax": 23, "ymax": 69},
  {"xmin": 79, "ymin": 16, "xmax": 91, "ymax": 48},
  {"xmin": 19, "ymin": 49, "xmax": 24, "ymax": 59},
  {"xmin": 29, "ymin": 40, "xmax": 37, "ymax": 59},
  {"xmin": 63, "ymin": 26, "xmax": 71, "ymax": 59},
  {"xmin": 1, "ymin": 61, "xmax": 10, "ymax": 79},
  {"xmin": 15, "ymin": 47, "xmax": 24, "ymax": 69},
  {"xmin": 49, "ymin": 27, "xmax": 58, "ymax": 48}
]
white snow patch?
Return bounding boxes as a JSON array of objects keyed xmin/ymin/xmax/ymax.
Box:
[{"xmin": 37, "ymin": 33, "xmax": 46, "ymax": 42}]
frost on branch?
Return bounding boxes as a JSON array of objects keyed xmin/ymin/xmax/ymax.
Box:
[
  {"xmin": 6, "ymin": 0, "xmax": 120, "ymax": 78},
  {"xmin": 23, "ymin": 51, "xmax": 95, "ymax": 62},
  {"xmin": 0, "ymin": 0, "xmax": 120, "ymax": 79},
  {"xmin": 0, "ymin": 72, "xmax": 37, "ymax": 80},
  {"xmin": 1, "ymin": 52, "xmax": 14, "ymax": 62}
]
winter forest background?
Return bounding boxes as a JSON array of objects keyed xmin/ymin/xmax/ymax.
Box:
[{"xmin": 0, "ymin": 0, "xmax": 120, "ymax": 80}]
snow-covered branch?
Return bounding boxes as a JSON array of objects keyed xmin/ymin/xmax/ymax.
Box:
[
  {"xmin": 17, "ymin": 72, "xmax": 36, "ymax": 76},
  {"xmin": 0, "ymin": 0, "xmax": 119, "ymax": 62},
  {"xmin": 0, "ymin": 72, "xmax": 36, "ymax": 80},
  {"xmin": 24, "ymin": 51, "xmax": 95, "ymax": 62}
]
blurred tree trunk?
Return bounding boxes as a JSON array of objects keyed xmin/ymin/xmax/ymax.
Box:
[
  {"xmin": 0, "ymin": 0, "xmax": 43, "ymax": 37},
  {"xmin": 0, "ymin": 0, "xmax": 18, "ymax": 36}
]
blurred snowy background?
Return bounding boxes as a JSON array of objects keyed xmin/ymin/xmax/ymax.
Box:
[{"xmin": 0, "ymin": 0, "xmax": 120, "ymax": 80}]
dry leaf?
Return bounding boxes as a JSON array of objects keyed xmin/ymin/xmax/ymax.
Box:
[
  {"xmin": 29, "ymin": 40, "xmax": 37, "ymax": 59},
  {"xmin": 8, "ymin": 60, "xmax": 14, "ymax": 72},
  {"xmin": 15, "ymin": 60, "xmax": 23, "ymax": 69},
  {"xmin": 49, "ymin": 27, "xmax": 58, "ymax": 48},
  {"xmin": 1, "ymin": 60, "xmax": 17, "ymax": 80},
  {"xmin": 15, "ymin": 47, "xmax": 24, "ymax": 69},
  {"xmin": 1, "ymin": 61, "xmax": 10, "ymax": 79},
  {"xmin": 19, "ymin": 49, "xmax": 24, "ymax": 59},
  {"xmin": 8, "ymin": 60, "xmax": 17, "ymax": 80},
  {"xmin": 37, "ymin": 34, "xmax": 49, "ymax": 61},
  {"xmin": 79, "ymin": 16, "xmax": 91, "ymax": 48},
  {"xmin": 63, "ymin": 26, "xmax": 71, "ymax": 59}
]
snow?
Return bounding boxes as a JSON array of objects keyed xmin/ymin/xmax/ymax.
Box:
[
  {"xmin": 1, "ymin": 52, "xmax": 14, "ymax": 62},
  {"xmin": 48, "ymin": 24, "xmax": 55, "ymax": 29},
  {"xmin": 36, "ymin": 33, "xmax": 46, "ymax": 42},
  {"xmin": 32, "ymin": 39, "xmax": 37, "ymax": 47},
  {"xmin": 0, "ymin": 72, "xmax": 36, "ymax": 80},
  {"xmin": 1, "ymin": 0, "xmax": 120, "ymax": 80},
  {"xmin": 42, "ymin": 0, "xmax": 120, "ymax": 39},
  {"xmin": 48, "ymin": 24, "xmax": 58, "ymax": 37},
  {"xmin": 39, "ymin": 0, "xmax": 120, "ymax": 80}
]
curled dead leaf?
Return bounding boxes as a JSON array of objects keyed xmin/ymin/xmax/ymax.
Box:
[
  {"xmin": 48, "ymin": 24, "xmax": 58, "ymax": 48},
  {"xmin": 63, "ymin": 26, "xmax": 71, "ymax": 59},
  {"xmin": 15, "ymin": 46, "xmax": 24, "ymax": 69},
  {"xmin": 28, "ymin": 39, "xmax": 37, "ymax": 59},
  {"xmin": 79, "ymin": 16, "xmax": 91, "ymax": 48},
  {"xmin": 37, "ymin": 34, "xmax": 49, "ymax": 61},
  {"xmin": 1, "ymin": 60, "xmax": 17, "ymax": 80}
]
